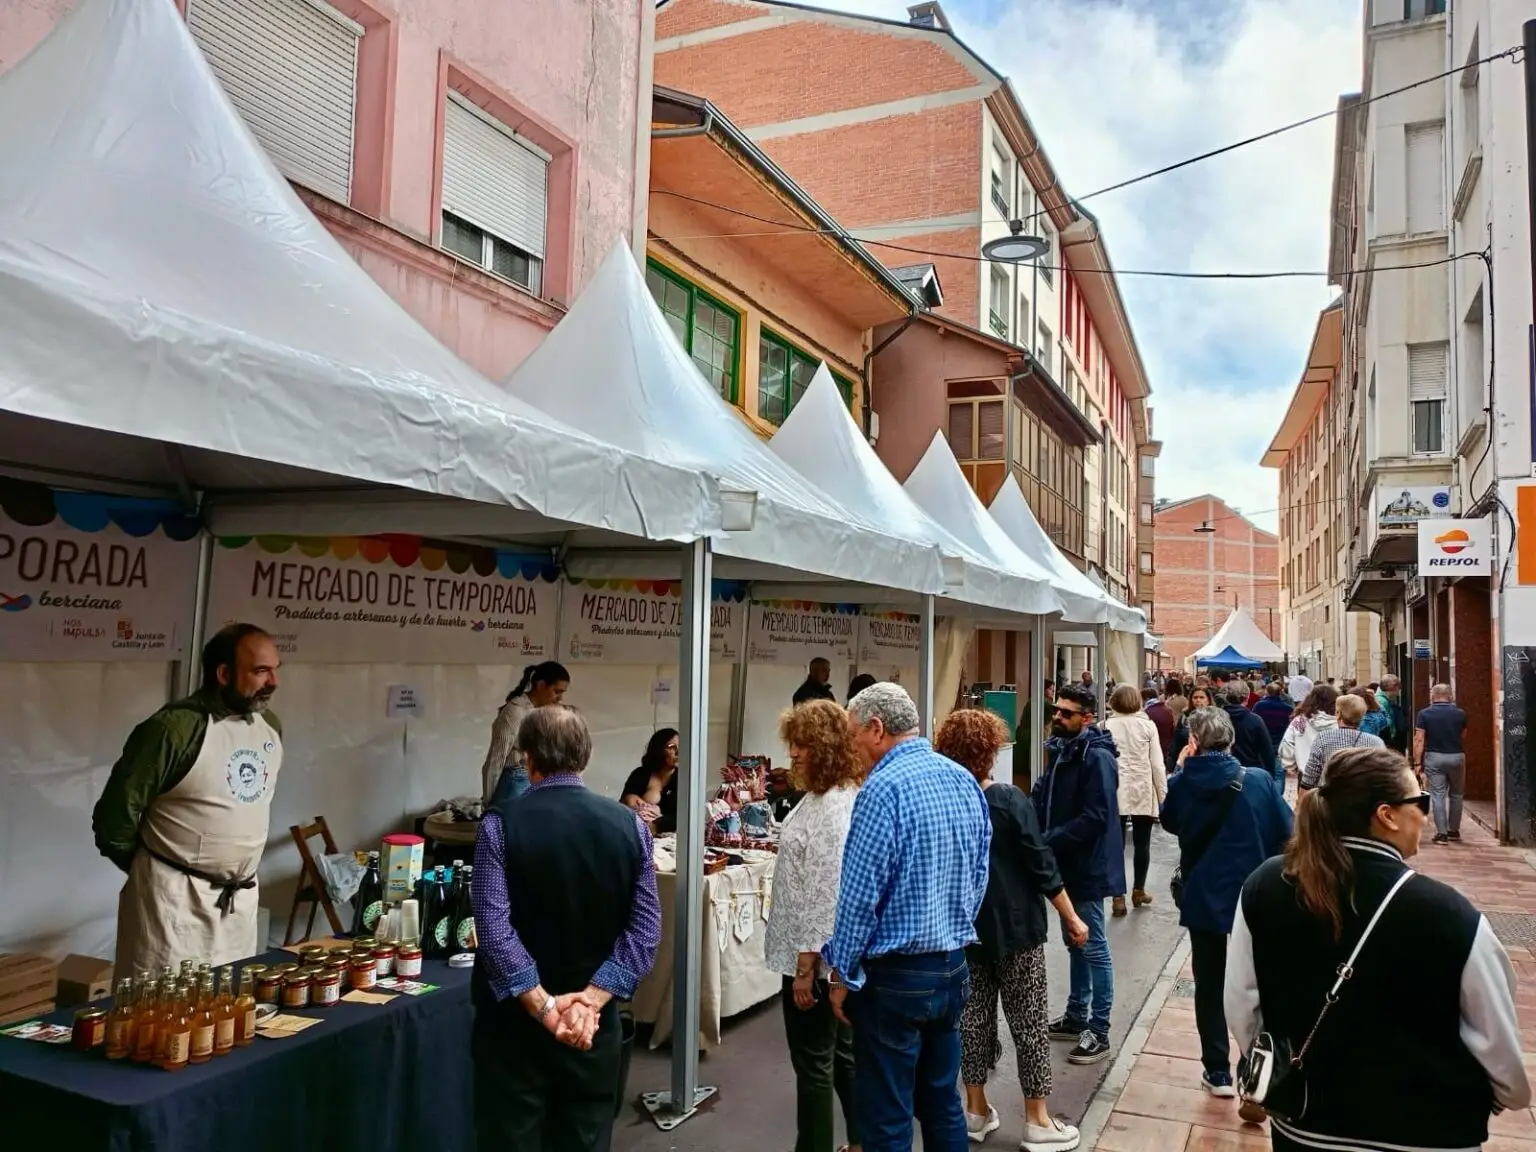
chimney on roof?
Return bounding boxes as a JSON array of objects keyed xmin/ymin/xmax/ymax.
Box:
[{"xmin": 907, "ymin": 2, "xmax": 949, "ymax": 30}]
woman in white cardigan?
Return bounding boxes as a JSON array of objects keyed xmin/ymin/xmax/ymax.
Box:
[
  {"xmin": 1104, "ymin": 685, "xmax": 1167, "ymax": 917},
  {"xmin": 1278, "ymin": 683, "xmax": 1339, "ymax": 787}
]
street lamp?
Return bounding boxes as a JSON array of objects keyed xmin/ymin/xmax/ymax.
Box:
[{"xmin": 982, "ymin": 219, "xmax": 1051, "ymax": 263}]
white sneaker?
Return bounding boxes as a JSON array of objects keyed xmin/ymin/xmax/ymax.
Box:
[
  {"xmin": 967, "ymin": 1107, "xmax": 1000, "ymax": 1143},
  {"xmin": 1021, "ymin": 1117, "xmax": 1080, "ymax": 1152}
]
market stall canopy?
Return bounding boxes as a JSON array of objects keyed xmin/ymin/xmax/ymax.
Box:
[
  {"xmin": 1192, "ymin": 607, "xmax": 1283, "ymax": 664},
  {"xmin": 502, "ymin": 244, "xmax": 947, "ymax": 594},
  {"xmin": 762, "ymin": 366, "xmax": 1058, "ymax": 615},
  {"xmin": 901, "ymin": 434, "xmax": 1064, "ymax": 617},
  {"xmin": 0, "ymin": 0, "xmax": 720, "ymax": 544},
  {"xmin": 989, "ymin": 476, "xmax": 1146, "ymax": 633},
  {"xmin": 1195, "ymin": 645, "xmax": 1263, "ymax": 670}
]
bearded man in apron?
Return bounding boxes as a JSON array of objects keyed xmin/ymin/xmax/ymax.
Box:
[{"xmin": 93, "ymin": 623, "xmax": 284, "ymax": 977}]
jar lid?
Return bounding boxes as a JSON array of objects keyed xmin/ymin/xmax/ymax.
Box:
[
  {"xmin": 75, "ymin": 1006, "xmax": 108, "ymax": 1020},
  {"xmin": 448, "ymin": 953, "xmax": 475, "ymax": 969},
  {"xmin": 372, "ymin": 944, "xmax": 397, "ymax": 956},
  {"xmin": 283, "ymin": 971, "xmax": 311, "ymax": 985},
  {"xmin": 315, "ymin": 969, "xmax": 341, "ymax": 982},
  {"xmin": 270, "ymin": 963, "xmax": 298, "ymax": 975},
  {"xmin": 351, "ymin": 937, "xmax": 376, "ymax": 950},
  {"xmin": 397, "ymin": 944, "xmax": 422, "ymax": 957},
  {"xmin": 381, "ymin": 834, "xmax": 425, "ymax": 846},
  {"xmin": 243, "ymin": 964, "xmax": 268, "ymax": 977}
]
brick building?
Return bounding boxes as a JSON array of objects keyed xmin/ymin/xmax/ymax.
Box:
[
  {"xmin": 652, "ymin": 0, "xmax": 1156, "ymax": 605},
  {"xmin": 1152, "ymin": 496, "xmax": 1280, "ymax": 669}
]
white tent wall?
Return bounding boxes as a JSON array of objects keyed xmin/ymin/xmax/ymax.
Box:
[
  {"xmin": 739, "ymin": 663, "xmax": 852, "ymax": 766},
  {"xmin": 0, "ymin": 661, "xmax": 170, "ymax": 957}
]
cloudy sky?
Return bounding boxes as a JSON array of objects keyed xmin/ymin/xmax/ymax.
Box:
[{"xmin": 825, "ymin": 0, "xmax": 1364, "ymax": 531}]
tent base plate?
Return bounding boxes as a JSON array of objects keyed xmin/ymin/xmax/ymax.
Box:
[{"xmin": 641, "ymin": 1086, "xmax": 717, "ymax": 1130}]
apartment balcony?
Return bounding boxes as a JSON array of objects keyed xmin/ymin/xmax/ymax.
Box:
[{"xmin": 1345, "ymin": 456, "xmax": 1455, "ymax": 611}]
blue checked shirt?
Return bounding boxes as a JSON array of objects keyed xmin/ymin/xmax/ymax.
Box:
[{"xmin": 822, "ymin": 738, "xmax": 991, "ymax": 990}]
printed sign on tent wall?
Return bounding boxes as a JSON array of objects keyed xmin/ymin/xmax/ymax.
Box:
[
  {"xmin": 746, "ymin": 601, "xmax": 858, "ymax": 666},
  {"xmin": 207, "ymin": 536, "xmax": 558, "ymax": 663},
  {"xmin": 0, "ymin": 489, "xmax": 200, "ymax": 662},
  {"xmin": 559, "ymin": 578, "xmax": 743, "ymax": 664},
  {"xmin": 858, "ymin": 611, "xmax": 920, "ymax": 681}
]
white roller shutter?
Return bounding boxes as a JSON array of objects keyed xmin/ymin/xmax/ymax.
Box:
[
  {"xmin": 442, "ymin": 94, "xmax": 549, "ymax": 260},
  {"xmin": 188, "ymin": 0, "xmax": 360, "ymax": 203},
  {"xmin": 1408, "ymin": 342, "xmax": 1448, "ymax": 400},
  {"xmin": 1405, "ymin": 122, "xmax": 1444, "ymax": 234}
]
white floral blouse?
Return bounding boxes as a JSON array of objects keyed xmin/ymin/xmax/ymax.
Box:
[{"xmin": 763, "ymin": 784, "xmax": 858, "ymax": 978}]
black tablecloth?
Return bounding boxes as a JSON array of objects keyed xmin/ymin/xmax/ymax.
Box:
[{"xmin": 0, "ymin": 951, "xmax": 474, "ymax": 1152}]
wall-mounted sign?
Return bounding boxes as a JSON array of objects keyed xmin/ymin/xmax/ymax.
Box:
[
  {"xmin": 1412, "ymin": 639, "xmax": 1431, "ymax": 661},
  {"xmin": 1378, "ymin": 485, "xmax": 1453, "ymax": 529},
  {"xmin": 858, "ymin": 612, "xmax": 920, "ymax": 668},
  {"xmin": 557, "ymin": 579, "xmax": 742, "ymax": 664},
  {"xmin": 1416, "ymin": 517, "xmax": 1491, "ymax": 575},
  {"xmin": 0, "ymin": 509, "xmax": 198, "ymax": 662},
  {"xmin": 208, "ymin": 538, "xmax": 558, "ymax": 664},
  {"xmin": 747, "ymin": 602, "xmax": 857, "ymax": 666}
]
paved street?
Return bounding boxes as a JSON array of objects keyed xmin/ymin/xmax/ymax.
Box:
[
  {"xmin": 617, "ymin": 827, "xmax": 1185, "ymax": 1151},
  {"xmin": 1093, "ymin": 816, "xmax": 1536, "ymax": 1152}
]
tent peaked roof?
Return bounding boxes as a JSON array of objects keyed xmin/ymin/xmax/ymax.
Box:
[
  {"xmin": 901, "ymin": 433, "xmax": 1062, "ymax": 616},
  {"xmin": 503, "ymin": 243, "xmax": 945, "ymax": 592},
  {"xmin": 0, "ymin": 0, "xmax": 719, "ymax": 542},
  {"xmin": 1193, "ymin": 607, "xmax": 1283, "ymax": 663},
  {"xmin": 988, "ymin": 476, "xmax": 1146, "ymax": 633},
  {"xmin": 768, "ymin": 366, "xmax": 1049, "ymax": 616}
]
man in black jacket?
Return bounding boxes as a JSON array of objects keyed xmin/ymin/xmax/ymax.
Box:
[{"xmin": 1220, "ymin": 685, "xmax": 1279, "ymax": 784}]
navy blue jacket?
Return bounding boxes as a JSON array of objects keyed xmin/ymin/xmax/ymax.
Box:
[
  {"xmin": 1223, "ymin": 704, "xmax": 1281, "ymax": 782},
  {"xmin": 1160, "ymin": 751, "xmax": 1292, "ymax": 934},
  {"xmin": 1032, "ymin": 726, "xmax": 1125, "ymax": 900},
  {"xmin": 1250, "ymin": 695, "xmax": 1293, "ymax": 751}
]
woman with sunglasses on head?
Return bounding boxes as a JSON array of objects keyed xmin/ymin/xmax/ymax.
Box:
[{"xmin": 1226, "ymin": 747, "xmax": 1528, "ymax": 1149}]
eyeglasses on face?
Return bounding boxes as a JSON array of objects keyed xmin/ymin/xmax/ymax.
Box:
[
  {"xmin": 1384, "ymin": 793, "xmax": 1431, "ymax": 814},
  {"xmin": 1053, "ymin": 705, "xmax": 1084, "ymax": 719}
]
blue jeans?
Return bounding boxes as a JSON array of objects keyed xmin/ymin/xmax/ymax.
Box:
[
  {"xmin": 847, "ymin": 950, "xmax": 971, "ymax": 1152},
  {"xmin": 1062, "ymin": 897, "xmax": 1113, "ymax": 1038},
  {"xmin": 490, "ymin": 765, "xmax": 530, "ymax": 807}
]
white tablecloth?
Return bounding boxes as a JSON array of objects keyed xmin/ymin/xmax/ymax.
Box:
[{"xmin": 630, "ymin": 850, "xmax": 780, "ymax": 1048}]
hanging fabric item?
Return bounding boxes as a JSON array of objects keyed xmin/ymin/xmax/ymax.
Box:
[
  {"xmin": 714, "ymin": 899, "xmax": 731, "ymax": 952},
  {"xmin": 733, "ymin": 893, "xmax": 756, "ymax": 943}
]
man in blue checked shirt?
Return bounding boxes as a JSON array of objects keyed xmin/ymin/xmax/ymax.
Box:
[
  {"xmin": 470, "ymin": 706, "xmax": 661, "ymax": 1151},
  {"xmin": 822, "ymin": 682, "xmax": 991, "ymax": 1152}
]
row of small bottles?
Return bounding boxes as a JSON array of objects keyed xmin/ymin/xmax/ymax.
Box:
[
  {"xmin": 351, "ymin": 852, "xmax": 476, "ymax": 958},
  {"xmin": 105, "ymin": 960, "xmax": 257, "ymax": 1070}
]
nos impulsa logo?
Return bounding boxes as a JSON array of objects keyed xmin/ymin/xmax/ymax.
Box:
[{"xmin": 1426, "ymin": 528, "xmax": 1479, "ymax": 568}]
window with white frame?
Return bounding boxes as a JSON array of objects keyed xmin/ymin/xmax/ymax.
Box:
[
  {"xmin": 1459, "ymin": 39, "xmax": 1481, "ymax": 169},
  {"xmin": 1036, "ymin": 323, "xmax": 1053, "ymax": 373},
  {"xmin": 988, "ymin": 266, "xmax": 1010, "ymax": 339},
  {"xmin": 990, "ymin": 145, "xmax": 1011, "ymax": 218},
  {"xmin": 1460, "ymin": 288, "xmax": 1485, "ymax": 435},
  {"xmin": 1409, "ymin": 342, "xmax": 1448, "ymax": 454},
  {"xmin": 440, "ymin": 93, "xmax": 548, "ymax": 295},
  {"xmin": 1366, "ymin": 369, "xmax": 1377, "ymax": 461},
  {"xmin": 1038, "ymin": 215, "xmax": 1055, "ymax": 284},
  {"xmin": 1140, "ymin": 454, "xmax": 1155, "ymax": 478},
  {"xmin": 1405, "ymin": 122, "xmax": 1445, "ymax": 234},
  {"xmin": 1139, "ymin": 551, "xmax": 1154, "ymax": 574},
  {"xmin": 187, "ymin": 0, "xmax": 361, "ymax": 202}
]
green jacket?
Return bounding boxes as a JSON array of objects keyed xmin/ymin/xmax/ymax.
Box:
[{"xmin": 91, "ymin": 688, "xmax": 283, "ymax": 872}]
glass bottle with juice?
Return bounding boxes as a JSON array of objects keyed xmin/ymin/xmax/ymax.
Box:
[
  {"xmin": 130, "ymin": 979, "xmax": 159, "ymax": 1064},
  {"xmin": 213, "ymin": 967, "xmax": 236, "ymax": 1056},
  {"xmin": 233, "ymin": 969, "xmax": 257, "ymax": 1047},
  {"xmin": 161, "ymin": 982, "xmax": 192, "ymax": 1071},
  {"xmin": 105, "ymin": 977, "xmax": 137, "ymax": 1060},
  {"xmin": 189, "ymin": 971, "xmax": 216, "ymax": 1064}
]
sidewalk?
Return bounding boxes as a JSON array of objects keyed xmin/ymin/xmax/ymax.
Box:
[{"xmin": 1091, "ymin": 817, "xmax": 1536, "ymax": 1151}]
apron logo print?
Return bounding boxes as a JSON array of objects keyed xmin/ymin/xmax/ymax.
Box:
[
  {"xmin": 262, "ymin": 740, "xmax": 275, "ymax": 753},
  {"xmin": 226, "ymin": 749, "xmax": 269, "ymax": 804}
]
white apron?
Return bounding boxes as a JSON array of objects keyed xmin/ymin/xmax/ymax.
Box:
[{"xmin": 115, "ymin": 713, "xmax": 283, "ymax": 977}]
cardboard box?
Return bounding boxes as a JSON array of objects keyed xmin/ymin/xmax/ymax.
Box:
[
  {"xmin": 0, "ymin": 954, "xmax": 57, "ymax": 1014},
  {"xmin": 56, "ymin": 954, "xmax": 114, "ymax": 1006},
  {"xmin": 0, "ymin": 1000, "xmax": 55, "ymax": 1027}
]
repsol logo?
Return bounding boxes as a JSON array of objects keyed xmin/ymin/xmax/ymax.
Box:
[{"xmin": 1425, "ymin": 557, "xmax": 1480, "ymax": 568}]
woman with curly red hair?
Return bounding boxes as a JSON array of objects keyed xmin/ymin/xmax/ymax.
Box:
[
  {"xmin": 764, "ymin": 699, "xmax": 863, "ymax": 1152},
  {"xmin": 935, "ymin": 709, "xmax": 1087, "ymax": 1152}
]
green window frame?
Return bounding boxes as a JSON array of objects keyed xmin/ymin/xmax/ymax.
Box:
[
  {"xmin": 644, "ymin": 259, "xmax": 740, "ymax": 402},
  {"xmin": 757, "ymin": 328, "xmax": 852, "ymax": 425}
]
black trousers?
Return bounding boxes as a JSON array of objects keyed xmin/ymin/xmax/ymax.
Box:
[
  {"xmin": 781, "ymin": 977, "xmax": 859, "ymax": 1152},
  {"xmin": 1122, "ymin": 816, "xmax": 1154, "ymax": 891},
  {"xmin": 472, "ymin": 1001, "xmax": 622, "ymax": 1152},
  {"xmin": 1188, "ymin": 929, "xmax": 1230, "ymax": 1075}
]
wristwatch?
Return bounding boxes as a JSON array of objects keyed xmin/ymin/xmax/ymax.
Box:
[{"xmin": 533, "ymin": 993, "xmax": 557, "ymax": 1021}]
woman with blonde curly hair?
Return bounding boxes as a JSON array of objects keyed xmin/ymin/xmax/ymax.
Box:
[
  {"xmin": 936, "ymin": 709, "xmax": 1087, "ymax": 1152},
  {"xmin": 763, "ymin": 699, "xmax": 863, "ymax": 1152}
]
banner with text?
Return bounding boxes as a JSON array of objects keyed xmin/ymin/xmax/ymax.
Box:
[
  {"xmin": 207, "ymin": 539, "xmax": 558, "ymax": 663},
  {"xmin": 559, "ymin": 579, "xmax": 742, "ymax": 664},
  {"xmin": 0, "ymin": 511, "xmax": 198, "ymax": 661},
  {"xmin": 747, "ymin": 602, "xmax": 857, "ymax": 666},
  {"xmin": 858, "ymin": 612, "xmax": 921, "ymax": 670}
]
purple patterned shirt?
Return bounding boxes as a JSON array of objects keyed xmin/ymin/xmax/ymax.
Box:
[{"xmin": 471, "ymin": 773, "xmax": 661, "ymax": 1002}]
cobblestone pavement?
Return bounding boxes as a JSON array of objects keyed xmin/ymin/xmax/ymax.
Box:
[
  {"xmin": 616, "ymin": 827, "xmax": 1186, "ymax": 1151},
  {"xmin": 1090, "ymin": 815, "xmax": 1536, "ymax": 1152}
]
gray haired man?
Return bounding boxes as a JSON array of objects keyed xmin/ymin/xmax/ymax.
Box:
[{"xmin": 1415, "ymin": 684, "xmax": 1469, "ymax": 844}]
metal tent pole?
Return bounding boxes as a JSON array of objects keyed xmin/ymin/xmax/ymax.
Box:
[
  {"xmin": 1094, "ymin": 623, "xmax": 1108, "ymax": 718},
  {"xmin": 916, "ymin": 594, "xmax": 936, "ymax": 735},
  {"xmin": 181, "ymin": 530, "xmax": 215, "ymax": 696},
  {"xmin": 644, "ymin": 538, "xmax": 716, "ymax": 1130},
  {"xmin": 1028, "ymin": 616, "xmax": 1045, "ymax": 789}
]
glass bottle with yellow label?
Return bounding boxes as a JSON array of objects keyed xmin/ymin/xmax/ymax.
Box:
[{"xmin": 161, "ymin": 982, "xmax": 192, "ymax": 1071}]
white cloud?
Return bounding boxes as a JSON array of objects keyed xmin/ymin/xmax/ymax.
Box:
[{"xmin": 824, "ymin": 0, "xmax": 1363, "ymax": 531}]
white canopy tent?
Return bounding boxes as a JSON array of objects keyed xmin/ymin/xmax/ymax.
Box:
[
  {"xmin": 0, "ymin": 0, "xmax": 730, "ymax": 971},
  {"xmin": 1192, "ymin": 606, "xmax": 1285, "ymax": 665}
]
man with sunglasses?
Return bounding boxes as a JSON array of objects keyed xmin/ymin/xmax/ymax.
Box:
[{"xmin": 1031, "ymin": 686, "xmax": 1123, "ymax": 1065}]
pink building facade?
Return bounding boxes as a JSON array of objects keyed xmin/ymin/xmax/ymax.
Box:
[{"xmin": 0, "ymin": 0, "xmax": 652, "ymax": 378}]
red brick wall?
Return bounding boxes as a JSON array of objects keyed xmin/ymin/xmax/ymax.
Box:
[
  {"xmin": 657, "ymin": 18, "xmax": 980, "ymax": 127},
  {"xmin": 1151, "ymin": 496, "xmax": 1280, "ymax": 666},
  {"xmin": 1449, "ymin": 579, "xmax": 1494, "ymax": 801},
  {"xmin": 656, "ymin": 0, "xmax": 763, "ymax": 39}
]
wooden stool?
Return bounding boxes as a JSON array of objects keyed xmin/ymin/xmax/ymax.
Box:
[{"xmin": 283, "ymin": 815, "xmax": 346, "ymax": 945}]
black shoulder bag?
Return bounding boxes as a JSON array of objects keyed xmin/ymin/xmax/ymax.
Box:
[{"xmin": 1169, "ymin": 772, "xmax": 1244, "ymax": 907}]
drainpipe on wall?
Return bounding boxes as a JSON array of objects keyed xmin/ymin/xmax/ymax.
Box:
[
  {"xmin": 651, "ymin": 114, "xmax": 713, "ymax": 140},
  {"xmin": 862, "ymin": 306, "xmax": 920, "ymax": 439},
  {"xmin": 630, "ymin": 0, "xmax": 656, "ymax": 263}
]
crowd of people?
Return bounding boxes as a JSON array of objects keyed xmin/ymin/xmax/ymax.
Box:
[{"xmin": 451, "ymin": 657, "xmax": 1525, "ymax": 1152}]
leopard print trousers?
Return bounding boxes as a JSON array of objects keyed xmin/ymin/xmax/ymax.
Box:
[{"xmin": 960, "ymin": 944, "xmax": 1052, "ymax": 1098}]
